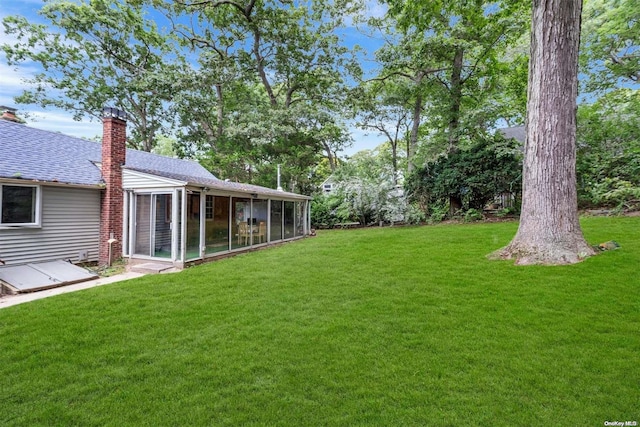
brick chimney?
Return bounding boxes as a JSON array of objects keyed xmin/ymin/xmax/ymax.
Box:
[
  {"xmin": 99, "ymin": 107, "xmax": 127, "ymax": 265},
  {"xmin": 0, "ymin": 106, "xmax": 21, "ymax": 122}
]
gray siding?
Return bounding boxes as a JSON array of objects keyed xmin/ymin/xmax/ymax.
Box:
[{"xmin": 0, "ymin": 186, "xmax": 100, "ymax": 265}]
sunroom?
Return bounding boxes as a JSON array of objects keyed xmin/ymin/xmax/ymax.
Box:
[{"xmin": 121, "ymin": 168, "xmax": 311, "ymax": 267}]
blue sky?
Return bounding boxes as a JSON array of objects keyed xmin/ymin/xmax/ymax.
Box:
[
  {"xmin": 0, "ymin": 0, "xmax": 107, "ymax": 139},
  {"xmin": 0, "ymin": 0, "xmax": 389, "ymax": 156}
]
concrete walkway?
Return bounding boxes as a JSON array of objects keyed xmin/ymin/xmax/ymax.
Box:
[{"xmin": 0, "ymin": 271, "xmax": 146, "ymax": 309}]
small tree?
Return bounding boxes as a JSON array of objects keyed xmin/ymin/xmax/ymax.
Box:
[{"xmin": 312, "ymin": 147, "xmax": 421, "ymax": 227}]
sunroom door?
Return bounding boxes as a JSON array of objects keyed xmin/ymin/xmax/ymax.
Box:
[
  {"xmin": 153, "ymin": 194, "xmax": 172, "ymax": 258},
  {"xmin": 134, "ymin": 193, "xmax": 173, "ymax": 258}
]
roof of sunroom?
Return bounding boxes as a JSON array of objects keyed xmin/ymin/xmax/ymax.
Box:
[{"xmin": 125, "ymin": 166, "xmax": 311, "ymax": 200}]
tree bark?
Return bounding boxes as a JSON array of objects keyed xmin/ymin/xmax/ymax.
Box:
[
  {"xmin": 408, "ymin": 91, "xmax": 422, "ymax": 175},
  {"xmin": 446, "ymin": 48, "xmax": 464, "ymax": 216},
  {"xmin": 492, "ymin": 0, "xmax": 596, "ymax": 265},
  {"xmin": 215, "ymin": 83, "xmax": 224, "ymax": 139},
  {"xmin": 322, "ymin": 141, "xmax": 337, "ymax": 172},
  {"xmin": 253, "ymin": 30, "xmax": 278, "ymax": 107},
  {"xmin": 447, "ymin": 47, "xmax": 464, "ymax": 154}
]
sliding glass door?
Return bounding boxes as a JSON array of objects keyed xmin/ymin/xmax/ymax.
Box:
[
  {"xmin": 205, "ymin": 195, "xmax": 230, "ymax": 254},
  {"xmin": 154, "ymin": 194, "xmax": 172, "ymax": 258},
  {"xmin": 134, "ymin": 194, "xmax": 152, "ymax": 256},
  {"xmin": 270, "ymin": 200, "xmax": 283, "ymax": 242},
  {"xmin": 134, "ymin": 193, "xmax": 173, "ymax": 259}
]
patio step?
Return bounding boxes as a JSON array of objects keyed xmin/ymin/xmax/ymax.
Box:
[{"xmin": 129, "ymin": 262, "xmax": 177, "ymax": 274}]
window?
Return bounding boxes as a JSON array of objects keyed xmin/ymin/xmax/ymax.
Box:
[
  {"xmin": 0, "ymin": 184, "xmax": 40, "ymax": 226},
  {"xmin": 205, "ymin": 195, "xmax": 214, "ymax": 220}
]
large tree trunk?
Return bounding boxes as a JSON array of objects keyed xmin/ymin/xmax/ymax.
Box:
[{"xmin": 493, "ymin": 0, "xmax": 596, "ymax": 265}]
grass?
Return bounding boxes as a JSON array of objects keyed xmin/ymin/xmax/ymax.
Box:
[{"xmin": 0, "ymin": 216, "xmax": 638, "ymax": 426}]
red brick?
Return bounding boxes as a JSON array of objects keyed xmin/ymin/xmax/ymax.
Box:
[{"xmin": 99, "ymin": 114, "xmax": 126, "ymax": 265}]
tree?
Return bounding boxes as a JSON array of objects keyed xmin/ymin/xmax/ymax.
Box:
[
  {"xmin": 328, "ymin": 148, "xmax": 404, "ymax": 226},
  {"xmin": 155, "ymin": 0, "xmax": 358, "ymax": 187},
  {"xmin": 576, "ymin": 0, "xmax": 640, "ymax": 209},
  {"xmin": 382, "ymin": 0, "xmax": 529, "ymax": 155},
  {"xmin": 406, "ymin": 134, "xmax": 522, "ymax": 215},
  {"xmin": 362, "ymin": 24, "xmax": 436, "ymax": 174},
  {"xmin": 576, "ymin": 89, "xmax": 640, "ymax": 207},
  {"xmin": 354, "ymin": 80, "xmax": 412, "ymax": 183},
  {"xmin": 2, "ymin": 0, "xmax": 177, "ymax": 151},
  {"xmin": 580, "ymin": 0, "xmax": 639, "ymax": 92},
  {"xmin": 493, "ymin": 0, "xmax": 597, "ymax": 265},
  {"xmin": 373, "ymin": 0, "xmax": 529, "ymax": 215}
]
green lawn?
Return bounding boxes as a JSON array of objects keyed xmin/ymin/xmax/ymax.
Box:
[{"xmin": 1, "ymin": 217, "xmax": 638, "ymax": 426}]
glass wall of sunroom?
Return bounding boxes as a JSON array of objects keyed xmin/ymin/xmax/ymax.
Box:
[{"xmin": 125, "ymin": 189, "xmax": 309, "ymax": 264}]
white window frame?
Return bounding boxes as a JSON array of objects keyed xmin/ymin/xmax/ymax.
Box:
[
  {"xmin": 205, "ymin": 194, "xmax": 214, "ymax": 220},
  {"xmin": 0, "ymin": 184, "xmax": 42, "ymax": 228}
]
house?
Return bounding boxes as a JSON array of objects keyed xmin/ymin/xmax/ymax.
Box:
[
  {"xmin": 498, "ymin": 125, "xmax": 525, "ymax": 144},
  {"xmin": 0, "ymin": 107, "xmax": 312, "ymax": 270},
  {"xmin": 320, "ymin": 176, "xmax": 335, "ymax": 194}
]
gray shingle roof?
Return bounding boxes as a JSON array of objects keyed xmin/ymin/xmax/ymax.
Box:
[
  {"xmin": 498, "ymin": 125, "xmax": 526, "ymax": 143},
  {"xmin": 0, "ymin": 119, "xmax": 213, "ymax": 186},
  {"xmin": 0, "ymin": 119, "xmax": 310, "ymax": 200},
  {"xmin": 126, "ymin": 150, "xmax": 216, "ymax": 183},
  {"xmin": 0, "ymin": 119, "xmax": 103, "ymax": 185}
]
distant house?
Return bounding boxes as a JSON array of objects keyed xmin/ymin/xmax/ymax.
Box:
[
  {"xmin": 0, "ymin": 107, "xmax": 311, "ymax": 269},
  {"xmin": 498, "ymin": 125, "xmax": 525, "ymax": 144},
  {"xmin": 320, "ymin": 176, "xmax": 335, "ymax": 194},
  {"xmin": 493, "ymin": 125, "xmax": 525, "ymax": 209}
]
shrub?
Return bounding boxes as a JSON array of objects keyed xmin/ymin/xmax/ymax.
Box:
[
  {"xmin": 311, "ymin": 194, "xmax": 346, "ymax": 228},
  {"xmin": 464, "ymin": 208, "xmax": 484, "ymax": 222},
  {"xmin": 403, "ymin": 202, "xmax": 427, "ymax": 225},
  {"xmin": 406, "ymin": 134, "xmax": 522, "ymax": 217},
  {"xmin": 428, "ymin": 203, "xmax": 449, "ymax": 223},
  {"xmin": 589, "ymin": 178, "xmax": 640, "ymax": 210},
  {"xmin": 496, "ymin": 206, "xmax": 519, "ymax": 217}
]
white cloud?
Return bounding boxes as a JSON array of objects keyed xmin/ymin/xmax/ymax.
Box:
[
  {"xmin": 4, "ymin": 0, "xmax": 44, "ymax": 5},
  {"xmin": 0, "ymin": 59, "xmax": 101, "ymax": 139},
  {"xmin": 0, "ymin": 14, "xmax": 43, "ymax": 94},
  {"xmin": 0, "ymin": 62, "xmax": 37, "ymax": 90},
  {"xmin": 26, "ymin": 110, "xmax": 102, "ymax": 140},
  {"xmin": 0, "ymin": 27, "xmax": 18, "ymax": 46},
  {"xmin": 364, "ymin": 0, "xmax": 387, "ymax": 19},
  {"xmin": 1, "ymin": 25, "xmax": 101, "ymax": 140},
  {"xmin": 341, "ymin": 0, "xmax": 387, "ymax": 30},
  {"xmin": 0, "ymin": 100, "xmax": 102, "ymax": 140}
]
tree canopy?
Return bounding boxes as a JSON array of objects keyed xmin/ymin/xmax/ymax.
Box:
[
  {"xmin": 580, "ymin": 0, "xmax": 639, "ymax": 92},
  {"xmin": 2, "ymin": 0, "xmax": 638, "ymax": 221},
  {"xmin": 2, "ymin": 0, "xmax": 176, "ymax": 151}
]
